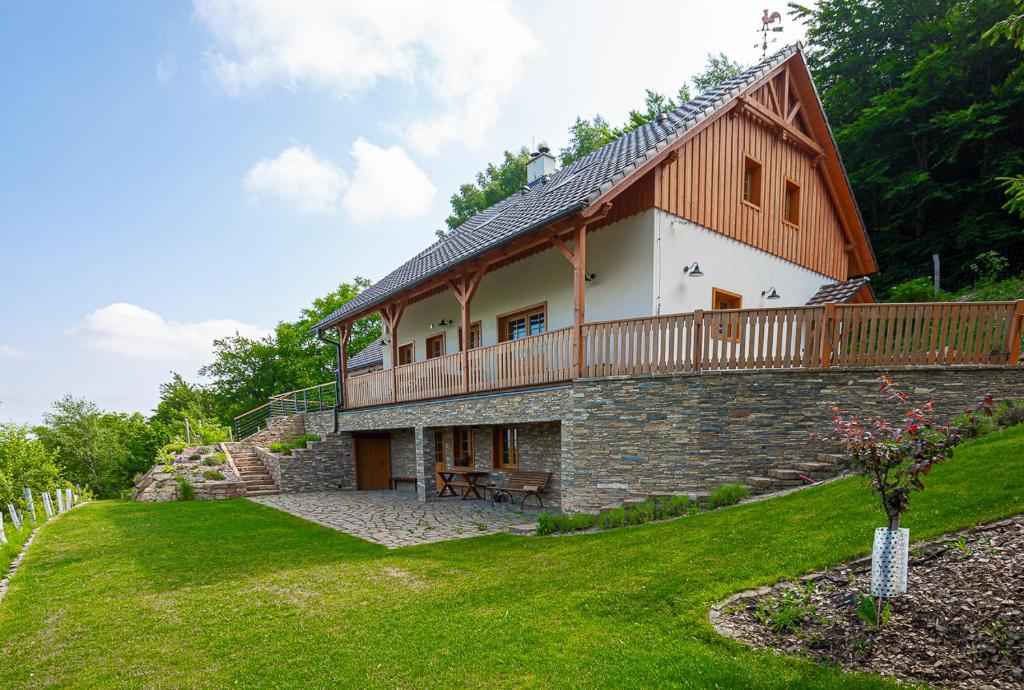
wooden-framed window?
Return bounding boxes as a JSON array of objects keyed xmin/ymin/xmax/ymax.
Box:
[
  {"xmin": 457, "ymin": 321, "xmax": 482, "ymax": 351},
  {"xmin": 397, "ymin": 343, "xmax": 414, "ymax": 366},
  {"xmin": 498, "ymin": 303, "xmax": 546, "ymax": 342},
  {"xmin": 783, "ymin": 178, "xmax": 801, "ymax": 228},
  {"xmin": 433, "ymin": 430, "xmax": 445, "ymax": 465},
  {"xmin": 453, "ymin": 427, "xmax": 474, "ymax": 467},
  {"xmin": 426, "ymin": 333, "xmax": 446, "ymax": 359},
  {"xmin": 492, "ymin": 426, "xmax": 520, "ymax": 470},
  {"xmin": 742, "ymin": 155, "xmax": 762, "ymax": 208},
  {"xmin": 712, "ymin": 288, "xmax": 743, "ymax": 341}
]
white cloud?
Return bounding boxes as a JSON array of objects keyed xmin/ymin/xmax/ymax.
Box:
[
  {"xmin": 243, "ymin": 145, "xmax": 348, "ymax": 214},
  {"xmin": 342, "ymin": 138, "xmax": 436, "ymax": 222},
  {"xmin": 0, "ymin": 344, "xmax": 25, "ymax": 360},
  {"xmin": 71, "ymin": 303, "xmax": 269, "ymax": 363},
  {"xmin": 193, "ymin": 0, "xmax": 536, "ymax": 154}
]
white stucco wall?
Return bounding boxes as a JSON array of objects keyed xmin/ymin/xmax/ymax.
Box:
[
  {"xmin": 653, "ymin": 209, "xmax": 832, "ymax": 315},
  {"xmin": 383, "ymin": 210, "xmax": 655, "ymax": 367}
]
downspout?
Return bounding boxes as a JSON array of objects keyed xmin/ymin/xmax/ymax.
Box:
[{"xmin": 317, "ymin": 328, "xmax": 343, "ymax": 434}]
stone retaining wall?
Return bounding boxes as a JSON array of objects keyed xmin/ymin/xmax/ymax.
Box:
[
  {"xmin": 565, "ymin": 366, "xmax": 1024, "ymax": 511},
  {"xmin": 291, "ymin": 366, "xmax": 1024, "ymax": 513},
  {"xmin": 257, "ymin": 436, "xmax": 355, "ymax": 493}
]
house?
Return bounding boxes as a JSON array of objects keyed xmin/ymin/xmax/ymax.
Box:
[{"xmin": 242, "ymin": 45, "xmax": 1024, "ymax": 512}]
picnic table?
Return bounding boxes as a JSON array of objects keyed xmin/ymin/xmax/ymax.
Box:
[{"xmin": 437, "ymin": 469, "xmax": 489, "ymax": 500}]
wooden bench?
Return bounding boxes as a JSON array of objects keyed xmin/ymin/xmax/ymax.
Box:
[
  {"xmin": 488, "ymin": 471, "xmax": 552, "ymax": 508},
  {"xmin": 389, "ymin": 476, "xmax": 417, "ymax": 491}
]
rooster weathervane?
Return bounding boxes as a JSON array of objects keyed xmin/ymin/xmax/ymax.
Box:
[{"xmin": 757, "ymin": 9, "xmax": 784, "ymax": 59}]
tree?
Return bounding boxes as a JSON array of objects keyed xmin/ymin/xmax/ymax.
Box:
[
  {"xmin": 35, "ymin": 396, "xmax": 131, "ymax": 498},
  {"xmin": 691, "ymin": 52, "xmax": 743, "ymax": 93},
  {"xmin": 444, "ymin": 148, "xmax": 531, "ymax": 232},
  {"xmin": 200, "ymin": 279, "xmax": 380, "ymax": 422},
  {"xmin": 0, "ymin": 424, "xmax": 63, "ymax": 508},
  {"xmin": 791, "ymin": 0, "xmax": 1024, "ymax": 293}
]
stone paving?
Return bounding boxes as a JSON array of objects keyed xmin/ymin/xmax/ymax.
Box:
[{"xmin": 248, "ymin": 490, "xmax": 538, "ymax": 548}]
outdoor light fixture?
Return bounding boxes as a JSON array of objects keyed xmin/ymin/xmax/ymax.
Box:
[
  {"xmin": 683, "ymin": 261, "xmax": 704, "ymax": 277},
  {"xmin": 430, "ymin": 318, "xmax": 453, "ymax": 330},
  {"xmin": 584, "ymin": 272, "xmax": 597, "ymax": 282},
  {"xmin": 762, "ymin": 287, "xmax": 781, "ymax": 300}
]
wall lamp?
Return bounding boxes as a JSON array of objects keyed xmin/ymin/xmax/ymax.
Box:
[
  {"xmin": 430, "ymin": 318, "xmax": 453, "ymax": 329},
  {"xmin": 762, "ymin": 287, "xmax": 781, "ymax": 300},
  {"xmin": 584, "ymin": 272, "xmax": 597, "ymax": 282},
  {"xmin": 683, "ymin": 261, "xmax": 704, "ymax": 277}
]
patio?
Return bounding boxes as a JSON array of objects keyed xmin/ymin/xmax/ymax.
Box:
[{"xmin": 248, "ymin": 490, "xmax": 538, "ymax": 548}]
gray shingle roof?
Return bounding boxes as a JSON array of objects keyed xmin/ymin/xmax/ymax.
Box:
[
  {"xmin": 346, "ymin": 337, "xmax": 383, "ymax": 372},
  {"xmin": 805, "ymin": 277, "xmax": 873, "ymax": 305},
  {"xmin": 313, "ymin": 44, "xmax": 802, "ymax": 333}
]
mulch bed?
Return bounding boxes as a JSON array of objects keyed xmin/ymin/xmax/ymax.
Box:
[{"xmin": 713, "ymin": 517, "xmax": 1023, "ymax": 688}]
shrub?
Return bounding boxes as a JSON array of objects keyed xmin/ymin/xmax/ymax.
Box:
[
  {"xmin": 707, "ymin": 483, "xmax": 750, "ymax": 509},
  {"xmin": 535, "ymin": 495, "xmax": 696, "ymax": 535},
  {"xmin": 202, "ymin": 470, "xmax": 225, "ymax": 481},
  {"xmin": 188, "ymin": 453, "xmax": 201, "ymax": 461},
  {"xmin": 176, "ymin": 476, "xmax": 195, "ymax": 501},
  {"xmin": 886, "ymin": 277, "xmax": 942, "ymax": 303},
  {"xmin": 536, "ymin": 512, "xmax": 598, "ymax": 536},
  {"xmin": 823, "ymin": 375, "xmax": 980, "ymax": 530},
  {"xmin": 162, "ymin": 442, "xmax": 186, "ymax": 454},
  {"xmin": 268, "ymin": 434, "xmax": 322, "ymax": 456},
  {"xmin": 203, "ymin": 452, "xmax": 226, "ymax": 467}
]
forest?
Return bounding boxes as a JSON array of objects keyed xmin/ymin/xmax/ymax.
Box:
[{"xmin": 3, "ymin": 0, "xmax": 1022, "ymax": 503}]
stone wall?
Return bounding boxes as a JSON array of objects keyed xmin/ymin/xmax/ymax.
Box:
[
  {"xmin": 252, "ymin": 414, "xmax": 306, "ymax": 445},
  {"xmin": 292, "ymin": 366, "xmax": 1024, "ymax": 514},
  {"xmin": 566, "ymin": 366, "xmax": 1024, "ymax": 512},
  {"xmin": 257, "ymin": 434, "xmax": 355, "ymax": 493}
]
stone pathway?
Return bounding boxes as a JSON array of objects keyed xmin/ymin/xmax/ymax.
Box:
[{"xmin": 249, "ymin": 491, "xmax": 537, "ymax": 548}]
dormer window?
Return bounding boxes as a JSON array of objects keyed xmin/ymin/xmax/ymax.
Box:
[
  {"xmin": 742, "ymin": 156, "xmax": 762, "ymax": 208},
  {"xmin": 784, "ymin": 178, "xmax": 801, "ymax": 227}
]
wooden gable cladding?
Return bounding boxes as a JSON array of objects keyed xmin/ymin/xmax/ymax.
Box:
[{"xmin": 652, "ymin": 92, "xmax": 849, "ymax": 281}]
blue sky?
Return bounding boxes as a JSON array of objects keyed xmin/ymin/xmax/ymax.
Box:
[{"xmin": 0, "ymin": 1, "xmax": 804, "ymax": 424}]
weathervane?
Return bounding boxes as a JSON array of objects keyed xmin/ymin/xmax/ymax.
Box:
[{"xmin": 756, "ymin": 9, "xmax": 784, "ymax": 60}]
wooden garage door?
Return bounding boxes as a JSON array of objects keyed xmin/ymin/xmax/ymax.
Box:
[{"xmin": 354, "ymin": 434, "xmax": 391, "ymax": 490}]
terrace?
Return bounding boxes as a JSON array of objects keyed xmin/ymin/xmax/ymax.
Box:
[{"xmin": 236, "ymin": 300, "xmax": 1024, "ymax": 437}]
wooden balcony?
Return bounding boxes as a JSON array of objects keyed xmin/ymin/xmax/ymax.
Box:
[{"xmin": 341, "ymin": 301, "xmax": 1024, "ymax": 410}]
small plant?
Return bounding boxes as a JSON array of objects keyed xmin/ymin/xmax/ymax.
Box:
[
  {"xmin": 947, "ymin": 535, "xmax": 971, "ymax": 556},
  {"xmin": 189, "ymin": 453, "xmax": 202, "ymax": 461},
  {"xmin": 162, "ymin": 441, "xmax": 186, "ymax": 454},
  {"xmin": 268, "ymin": 434, "xmax": 322, "ymax": 456},
  {"xmin": 202, "ymin": 470, "xmax": 225, "ymax": 481},
  {"xmin": 176, "ymin": 476, "xmax": 195, "ymax": 501},
  {"xmin": 855, "ymin": 594, "xmax": 890, "ymax": 629},
  {"xmin": 756, "ymin": 582, "xmax": 819, "ymax": 632},
  {"xmin": 203, "ymin": 452, "xmax": 226, "ymax": 467},
  {"xmin": 162, "ymin": 464, "xmax": 175, "ymax": 473},
  {"xmin": 707, "ymin": 483, "xmax": 750, "ymax": 509}
]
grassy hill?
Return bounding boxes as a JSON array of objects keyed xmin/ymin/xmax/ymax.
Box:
[{"xmin": 1, "ymin": 427, "xmax": 1022, "ymax": 688}]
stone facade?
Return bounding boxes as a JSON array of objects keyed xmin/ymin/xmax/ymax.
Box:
[
  {"xmin": 290, "ymin": 366, "xmax": 1024, "ymax": 513},
  {"xmin": 566, "ymin": 366, "xmax": 1024, "ymax": 511}
]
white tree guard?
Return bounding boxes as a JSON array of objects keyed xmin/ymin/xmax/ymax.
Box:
[
  {"xmin": 65, "ymin": 488, "xmax": 73, "ymax": 509},
  {"xmin": 871, "ymin": 527, "xmax": 909, "ymax": 597},
  {"xmin": 24, "ymin": 488, "xmax": 37, "ymax": 523},
  {"xmin": 0, "ymin": 513, "xmax": 6, "ymax": 545},
  {"xmin": 6, "ymin": 503, "xmax": 21, "ymax": 530},
  {"xmin": 56, "ymin": 490, "xmax": 64, "ymax": 513},
  {"xmin": 42, "ymin": 492, "xmax": 54, "ymax": 517}
]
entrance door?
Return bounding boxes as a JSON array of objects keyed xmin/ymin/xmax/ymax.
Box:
[{"xmin": 354, "ymin": 434, "xmax": 391, "ymax": 490}]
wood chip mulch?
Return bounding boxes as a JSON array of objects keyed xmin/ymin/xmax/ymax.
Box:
[{"xmin": 712, "ymin": 517, "xmax": 1023, "ymax": 688}]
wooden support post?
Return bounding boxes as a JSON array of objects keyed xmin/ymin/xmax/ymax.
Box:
[
  {"xmin": 381, "ymin": 302, "xmax": 405, "ymax": 403},
  {"xmin": 820, "ymin": 303, "xmax": 836, "ymax": 368},
  {"xmin": 448, "ymin": 267, "xmax": 486, "ymax": 394},
  {"xmin": 338, "ymin": 325, "xmax": 350, "ymax": 409},
  {"xmin": 573, "ymin": 224, "xmax": 587, "ymax": 377},
  {"xmin": 692, "ymin": 309, "xmax": 704, "ymax": 372},
  {"xmin": 1008, "ymin": 300, "xmax": 1024, "ymax": 365}
]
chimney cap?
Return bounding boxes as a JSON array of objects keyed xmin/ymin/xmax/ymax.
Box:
[{"xmin": 537, "ymin": 142, "xmax": 551, "ymax": 154}]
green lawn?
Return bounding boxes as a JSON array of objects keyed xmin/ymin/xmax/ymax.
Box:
[{"xmin": 2, "ymin": 427, "xmax": 1023, "ymax": 689}]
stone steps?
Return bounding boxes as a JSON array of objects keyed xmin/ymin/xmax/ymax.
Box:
[
  {"xmin": 745, "ymin": 451, "xmax": 851, "ymax": 496},
  {"xmin": 225, "ymin": 440, "xmax": 280, "ymax": 497},
  {"xmin": 246, "ymin": 488, "xmax": 279, "ymax": 497}
]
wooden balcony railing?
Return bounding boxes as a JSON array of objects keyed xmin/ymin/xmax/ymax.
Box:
[{"xmin": 332, "ymin": 301, "xmax": 1023, "ymax": 410}]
